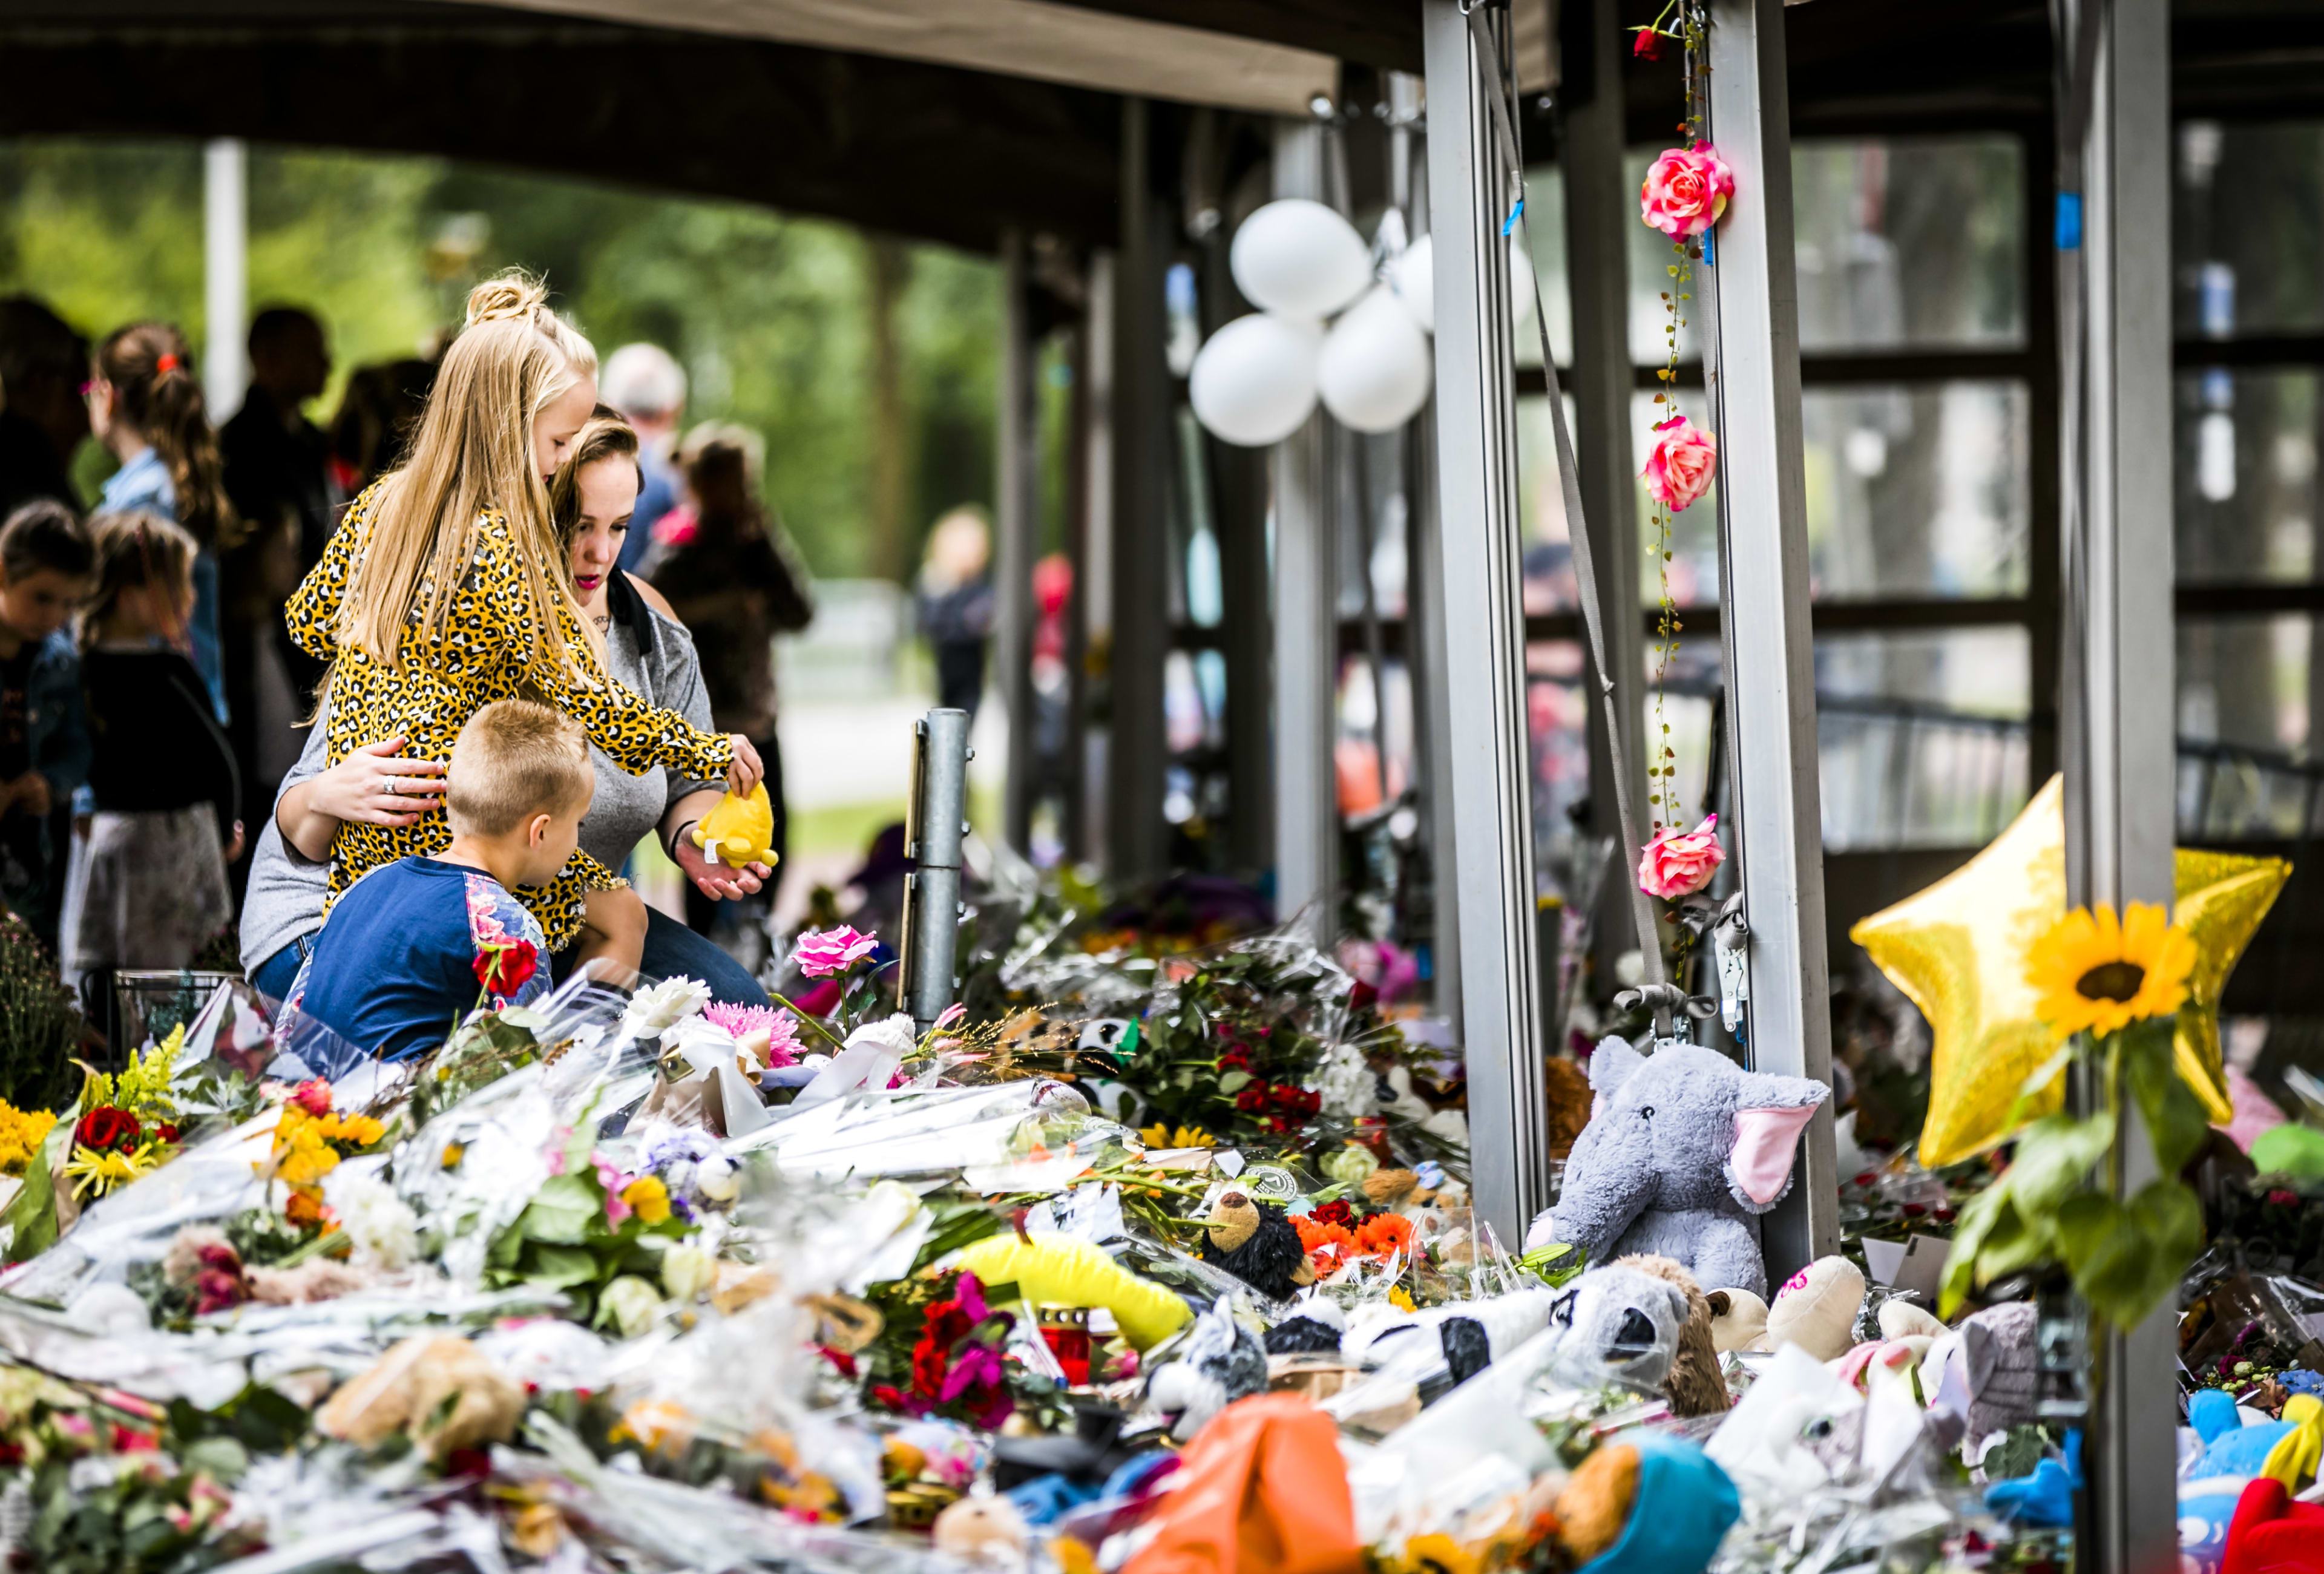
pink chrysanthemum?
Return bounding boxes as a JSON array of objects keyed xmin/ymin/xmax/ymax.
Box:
[{"xmin": 705, "ymin": 1002, "xmax": 806, "ymax": 1067}]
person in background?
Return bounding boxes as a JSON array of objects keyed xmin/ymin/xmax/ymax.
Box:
[
  {"xmin": 0, "ymin": 502, "xmax": 92, "ymax": 946},
  {"xmin": 643, "ymin": 422, "xmax": 812, "ymax": 941},
  {"xmin": 59, "ymin": 513, "xmax": 240, "ymax": 1012},
  {"xmin": 0, "ymin": 298, "xmax": 90, "ymax": 521},
  {"xmin": 600, "ymin": 343, "xmax": 686, "ymax": 574},
  {"xmin": 87, "ymin": 322, "xmax": 238, "ymax": 721},
  {"xmin": 222, "ymin": 307, "xmax": 339, "ymax": 856},
  {"xmin": 326, "ymin": 358, "xmax": 436, "ymax": 502},
  {"xmin": 916, "ymin": 506, "xmax": 995, "ymax": 719}
]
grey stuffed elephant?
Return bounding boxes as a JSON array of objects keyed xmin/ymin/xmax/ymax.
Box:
[{"xmin": 1524, "ymin": 1038, "xmax": 1828, "ymax": 1299}]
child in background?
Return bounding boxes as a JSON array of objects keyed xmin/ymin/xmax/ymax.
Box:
[
  {"xmin": 287, "ymin": 701, "xmax": 582, "ymax": 1061},
  {"xmin": 59, "ymin": 513, "xmax": 241, "ymax": 1005},
  {"xmin": 86, "ymin": 323, "xmax": 239, "ymax": 721},
  {"xmin": 0, "ymin": 502, "xmax": 93, "ymax": 944}
]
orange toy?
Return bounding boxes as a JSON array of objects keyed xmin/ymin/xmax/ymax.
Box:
[{"xmin": 1126, "ymin": 1394, "xmax": 1364, "ymax": 1574}]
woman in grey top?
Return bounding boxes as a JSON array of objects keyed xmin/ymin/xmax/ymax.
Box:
[{"xmin": 241, "ymin": 415, "xmax": 772, "ymax": 1005}]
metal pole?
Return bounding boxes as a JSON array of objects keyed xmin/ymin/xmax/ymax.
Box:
[
  {"xmin": 202, "ymin": 138, "xmax": 248, "ymax": 419},
  {"xmin": 1422, "ymin": 0, "xmax": 1547, "ymax": 1247},
  {"xmin": 1558, "ymin": 0, "xmax": 1650, "ymax": 1023},
  {"xmin": 902, "ymin": 708, "xmax": 972, "ymax": 1030},
  {"xmin": 1108, "ymin": 99, "xmax": 1171, "ymax": 884},
  {"xmin": 1703, "ymin": 0, "xmax": 1838, "ymax": 1277},
  {"xmin": 2065, "ymin": 0, "xmax": 2179, "ymax": 1564},
  {"xmin": 1271, "ymin": 119, "xmax": 1340, "ymax": 942},
  {"xmin": 996, "ymin": 229, "xmax": 1039, "ymax": 854}
]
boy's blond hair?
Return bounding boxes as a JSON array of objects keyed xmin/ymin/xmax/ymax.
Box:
[{"xmin": 446, "ymin": 700, "xmax": 591, "ymax": 836}]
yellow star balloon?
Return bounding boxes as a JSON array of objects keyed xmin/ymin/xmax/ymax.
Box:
[{"xmin": 1850, "ymin": 775, "xmax": 2288, "ymax": 1166}]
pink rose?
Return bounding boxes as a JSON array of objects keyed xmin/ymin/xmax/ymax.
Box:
[
  {"xmin": 1638, "ymin": 814, "xmax": 1725, "ymax": 899},
  {"xmin": 793, "ymin": 925, "xmax": 878, "ymax": 979},
  {"xmin": 1640, "ymin": 140, "xmax": 1734, "ymax": 240},
  {"xmin": 1641, "ymin": 417, "xmax": 1717, "ymax": 511}
]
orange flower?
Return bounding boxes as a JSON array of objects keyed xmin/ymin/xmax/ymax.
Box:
[
  {"xmin": 283, "ymin": 1185, "xmax": 327, "ymax": 1229},
  {"xmin": 1295, "ymin": 1216, "xmax": 1357, "ymax": 1274},
  {"xmin": 1356, "ymin": 1213, "xmax": 1414, "ymax": 1258}
]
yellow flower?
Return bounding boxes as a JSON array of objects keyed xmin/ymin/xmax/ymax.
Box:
[
  {"xmin": 320, "ymin": 1112, "xmax": 386, "ymax": 1149},
  {"xmin": 0, "ymin": 1104, "xmax": 56, "ymax": 1178},
  {"xmin": 2026, "ymin": 901, "xmax": 2196, "ymax": 1040},
  {"xmin": 1382, "ymin": 1533, "xmax": 1480, "ymax": 1574},
  {"xmin": 1388, "ymin": 1285, "xmax": 1416, "ymax": 1313},
  {"xmin": 1136, "ymin": 1124, "xmax": 1214, "ymax": 1150},
  {"xmin": 622, "ymin": 1175, "xmax": 672, "ymax": 1225},
  {"xmin": 64, "ymin": 1142, "xmax": 158, "ymax": 1200}
]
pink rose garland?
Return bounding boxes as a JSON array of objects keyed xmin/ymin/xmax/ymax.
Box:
[
  {"xmin": 1640, "ymin": 140, "xmax": 1735, "ymax": 240},
  {"xmin": 1642, "ymin": 417, "xmax": 1718, "ymax": 512},
  {"xmin": 1638, "ymin": 813, "xmax": 1725, "ymax": 899}
]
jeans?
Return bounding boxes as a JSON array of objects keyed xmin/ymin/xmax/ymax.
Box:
[
  {"xmin": 251, "ymin": 932, "xmax": 312, "ymax": 1003},
  {"xmin": 553, "ymin": 907, "xmax": 767, "ymax": 1006}
]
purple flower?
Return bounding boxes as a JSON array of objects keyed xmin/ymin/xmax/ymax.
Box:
[{"xmin": 792, "ymin": 926, "xmax": 878, "ymax": 979}]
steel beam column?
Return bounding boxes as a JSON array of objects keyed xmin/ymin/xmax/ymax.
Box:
[
  {"xmin": 2066, "ymin": 0, "xmax": 2179, "ymax": 1566},
  {"xmin": 1422, "ymin": 0, "xmax": 1547, "ymax": 1247},
  {"xmin": 1703, "ymin": 0, "xmax": 1838, "ymax": 1277},
  {"xmin": 996, "ymin": 229, "xmax": 1040, "ymax": 854}
]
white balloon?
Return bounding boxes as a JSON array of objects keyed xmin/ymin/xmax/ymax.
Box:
[
  {"xmin": 1189, "ymin": 313, "xmax": 1321, "ymax": 447},
  {"xmin": 1382, "ymin": 233, "xmax": 1538, "ymax": 335},
  {"xmin": 1318, "ymin": 286, "xmax": 1433, "ymax": 433},
  {"xmin": 1230, "ymin": 199, "xmax": 1373, "ymax": 319}
]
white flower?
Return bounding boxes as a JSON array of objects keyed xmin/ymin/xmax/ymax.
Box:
[
  {"xmin": 661, "ymin": 1242, "xmax": 718, "ymax": 1302},
  {"xmin": 601, "ymin": 1275, "xmax": 663, "ymax": 1338},
  {"xmin": 845, "ymin": 1013, "xmax": 919, "ymax": 1059},
  {"xmin": 330, "ymin": 1173, "xmax": 420, "ymax": 1270},
  {"xmin": 1315, "ymin": 1042, "xmax": 1375, "ymax": 1122},
  {"xmin": 620, "ymin": 977, "xmax": 712, "ymax": 1043}
]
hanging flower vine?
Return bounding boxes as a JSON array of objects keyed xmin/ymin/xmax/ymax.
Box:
[{"xmin": 1632, "ymin": 0, "xmax": 1732, "ymax": 882}]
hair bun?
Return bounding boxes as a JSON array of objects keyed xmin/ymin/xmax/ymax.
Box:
[{"xmin": 465, "ymin": 272, "xmax": 549, "ymax": 328}]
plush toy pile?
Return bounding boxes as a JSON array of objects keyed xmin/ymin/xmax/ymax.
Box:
[{"xmin": 0, "ymin": 891, "xmax": 2305, "ymax": 1574}]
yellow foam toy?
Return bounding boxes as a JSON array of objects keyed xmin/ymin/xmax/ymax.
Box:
[
  {"xmin": 691, "ymin": 784, "xmax": 777, "ymax": 871},
  {"xmin": 954, "ymin": 1234, "xmax": 1190, "ymax": 1352}
]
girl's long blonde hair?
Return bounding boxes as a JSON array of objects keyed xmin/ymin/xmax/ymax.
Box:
[{"xmin": 335, "ymin": 272, "xmax": 599, "ymax": 675}]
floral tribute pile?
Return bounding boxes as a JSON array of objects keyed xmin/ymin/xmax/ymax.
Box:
[{"xmin": 0, "ymin": 885, "xmax": 2122, "ymax": 1574}]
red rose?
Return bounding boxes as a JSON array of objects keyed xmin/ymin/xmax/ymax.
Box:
[
  {"xmin": 289, "ymin": 1080, "xmax": 332, "ymax": 1118},
  {"xmin": 473, "ymin": 939, "xmax": 539, "ymax": 997},
  {"xmin": 75, "ymin": 1106, "xmax": 139, "ymax": 1153},
  {"xmin": 154, "ymin": 1123, "xmax": 180, "ymax": 1146},
  {"xmin": 1633, "ymin": 27, "xmax": 1662, "ymax": 61}
]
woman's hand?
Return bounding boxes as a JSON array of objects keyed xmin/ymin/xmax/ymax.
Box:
[
  {"xmin": 674, "ymin": 831, "xmax": 772, "ymax": 902},
  {"xmin": 307, "ymin": 736, "xmax": 447, "ymax": 828},
  {"xmin": 724, "ymin": 735, "xmax": 764, "ymax": 798}
]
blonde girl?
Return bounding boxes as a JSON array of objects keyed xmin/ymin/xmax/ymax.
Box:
[
  {"xmin": 61, "ymin": 512, "xmax": 241, "ymax": 1003},
  {"xmin": 283, "ymin": 274, "xmax": 760, "ymax": 954}
]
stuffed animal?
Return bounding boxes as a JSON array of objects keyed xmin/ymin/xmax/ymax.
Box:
[
  {"xmin": 1547, "ymin": 1262, "xmax": 1692, "ymax": 1395},
  {"xmin": 1705, "ymin": 1288, "xmax": 1768, "ymax": 1355},
  {"xmin": 1350, "ymin": 1288, "xmax": 1561, "ymax": 1391},
  {"xmin": 1617, "ymin": 1256, "xmax": 1728, "ymax": 1417},
  {"xmin": 1525, "ymin": 1039, "xmax": 1830, "ymax": 1299},
  {"xmin": 2180, "ymin": 1390, "xmax": 2324, "ymax": 1568},
  {"xmin": 1145, "ymin": 1296, "xmax": 1269, "ymax": 1441},
  {"xmin": 1553, "ymin": 1434, "xmax": 1741, "ymax": 1574},
  {"xmin": 1196, "ymin": 1193, "xmax": 1314, "ymax": 1302},
  {"xmin": 1362, "ymin": 1162, "xmax": 1471, "ymax": 1235},
  {"xmin": 1264, "ymin": 1294, "xmax": 1347, "ymax": 1356},
  {"xmin": 1922, "ymin": 1300, "xmax": 2039, "ymax": 1448},
  {"xmin": 690, "ymin": 782, "xmax": 777, "ymax": 871},
  {"xmin": 1764, "ymin": 1257, "xmax": 1865, "ymax": 1363},
  {"xmin": 933, "ymin": 1492, "xmax": 1032, "ymax": 1570},
  {"xmin": 2222, "ymin": 1477, "xmax": 2324, "ymax": 1574}
]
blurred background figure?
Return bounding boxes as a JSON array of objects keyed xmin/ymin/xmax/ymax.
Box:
[
  {"xmin": 645, "ymin": 421, "xmax": 813, "ymax": 952},
  {"xmin": 326, "ymin": 358, "xmax": 436, "ymax": 502},
  {"xmin": 0, "ymin": 297, "xmax": 90, "ymax": 520},
  {"xmin": 222, "ymin": 306, "xmax": 337, "ymax": 860},
  {"xmin": 602, "ymin": 342, "xmax": 686, "ymax": 574},
  {"xmin": 914, "ymin": 506, "xmax": 993, "ymax": 719}
]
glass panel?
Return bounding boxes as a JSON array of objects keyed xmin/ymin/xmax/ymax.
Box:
[
  {"xmin": 2175, "ymin": 122, "xmax": 2324, "ymax": 338},
  {"xmin": 2175, "ymin": 370, "xmax": 2318, "ymax": 585},
  {"xmin": 1788, "ymin": 136, "xmax": 2024, "ymax": 352},
  {"xmin": 2178, "ymin": 614, "xmax": 2311, "ymax": 755},
  {"xmin": 1803, "ymin": 382, "xmax": 2029, "ymax": 600},
  {"xmin": 1514, "ymin": 165, "xmax": 1575, "ymax": 370},
  {"xmin": 1814, "ymin": 628, "xmax": 2030, "ymax": 851}
]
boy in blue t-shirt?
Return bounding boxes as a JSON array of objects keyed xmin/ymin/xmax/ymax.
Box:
[{"xmin": 287, "ymin": 700, "xmax": 593, "ymax": 1061}]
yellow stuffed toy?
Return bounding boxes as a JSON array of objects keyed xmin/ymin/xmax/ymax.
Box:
[{"xmin": 690, "ymin": 784, "xmax": 777, "ymax": 871}]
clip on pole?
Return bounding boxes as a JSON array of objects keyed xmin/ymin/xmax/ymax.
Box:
[{"xmin": 901, "ymin": 708, "xmax": 973, "ymax": 1032}]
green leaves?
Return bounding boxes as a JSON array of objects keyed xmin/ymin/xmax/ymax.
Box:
[
  {"xmin": 518, "ymin": 1175, "xmax": 602, "ymax": 1245},
  {"xmin": 2118, "ymin": 1017, "xmax": 2210, "ymax": 1179},
  {"xmin": 1940, "ymin": 1110, "xmax": 2113, "ymax": 1317},
  {"xmin": 2055, "ymin": 1179, "xmax": 2205, "ymax": 1330}
]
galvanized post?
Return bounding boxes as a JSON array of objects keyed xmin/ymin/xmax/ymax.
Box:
[
  {"xmin": 902, "ymin": 708, "xmax": 973, "ymax": 1031},
  {"xmin": 1422, "ymin": 0, "xmax": 1548, "ymax": 1247},
  {"xmin": 1702, "ymin": 0, "xmax": 1839, "ymax": 1277},
  {"xmin": 2063, "ymin": 0, "xmax": 2179, "ymax": 1565}
]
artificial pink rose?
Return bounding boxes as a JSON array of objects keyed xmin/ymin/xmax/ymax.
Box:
[
  {"xmin": 1638, "ymin": 813, "xmax": 1725, "ymax": 899},
  {"xmin": 1642, "ymin": 417, "xmax": 1718, "ymax": 511},
  {"xmin": 793, "ymin": 925, "xmax": 878, "ymax": 979},
  {"xmin": 1640, "ymin": 140, "xmax": 1735, "ymax": 239}
]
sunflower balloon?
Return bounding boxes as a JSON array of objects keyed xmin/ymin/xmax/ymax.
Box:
[{"xmin": 1851, "ymin": 776, "xmax": 2287, "ymax": 1165}]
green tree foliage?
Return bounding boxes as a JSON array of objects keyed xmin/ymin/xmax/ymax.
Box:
[{"xmin": 0, "ymin": 138, "xmax": 998, "ymax": 579}]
